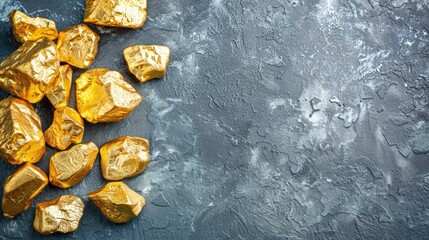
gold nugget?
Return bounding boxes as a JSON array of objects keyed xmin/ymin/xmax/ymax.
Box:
[
  {"xmin": 76, "ymin": 68, "xmax": 142, "ymax": 123},
  {"xmin": 100, "ymin": 136, "xmax": 150, "ymax": 181},
  {"xmin": 9, "ymin": 10, "xmax": 58, "ymax": 43},
  {"xmin": 2, "ymin": 163, "xmax": 48, "ymax": 219},
  {"xmin": 33, "ymin": 195, "xmax": 84, "ymax": 235},
  {"xmin": 57, "ymin": 24, "xmax": 99, "ymax": 68},
  {"xmin": 124, "ymin": 45, "xmax": 170, "ymax": 83},
  {"xmin": 45, "ymin": 65, "xmax": 72, "ymax": 108},
  {"xmin": 0, "ymin": 98, "xmax": 46, "ymax": 165},
  {"xmin": 84, "ymin": 0, "xmax": 147, "ymax": 28},
  {"xmin": 49, "ymin": 142, "xmax": 99, "ymax": 188},
  {"xmin": 0, "ymin": 37, "xmax": 59, "ymax": 103},
  {"xmin": 88, "ymin": 182, "xmax": 145, "ymax": 223}
]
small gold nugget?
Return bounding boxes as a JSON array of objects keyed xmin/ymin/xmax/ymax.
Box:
[
  {"xmin": 45, "ymin": 65, "xmax": 72, "ymax": 109},
  {"xmin": 88, "ymin": 182, "xmax": 145, "ymax": 223},
  {"xmin": 9, "ymin": 10, "xmax": 58, "ymax": 43},
  {"xmin": 84, "ymin": 0, "xmax": 148, "ymax": 28},
  {"xmin": 49, "ymin": 142, "xmax": 99, "ymax": 188},
  {"xmin": 44, "ymin": 107, "xmax": 84, "ymax": 150},
  {"xmin": 2, "ymin": 163, "xmax": 48, "ymax": 219},
  {"xmin": 57, "ymin": 24, "xmax": 99, "ymax": 68},
  {"xmin": 76, "ymin": 68, "xmax": 142, "ymax": 123},
  {"xmin": 124, "ymin": 45, "xmax": 170, "ymax": 83},
  {"xmin": 33, "ymin": 195, "xmax": 84, "ymax": 235},
  {"xmin": 100, "ymin": 136, "xmax": 150, "ymax": 181},
  {"xmin": 0, "ymin": 37, "xmax": 59, "ymax": 103},
  {"xmin": 0, "ymin": 98, "xmax": 46, "ymax": 165}
]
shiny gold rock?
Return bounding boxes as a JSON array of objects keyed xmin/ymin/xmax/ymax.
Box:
[
  {"xmin": 56, "ymin": 24, "xmax": 99, "ymax": 68},
  {"xmin": 33, "ymin": 195, "xmax": 84, "ymax": 235},
  {"xmin": 84, "ymin": 0, "xmax": 148, "ymax": 28},
  {"xmin": 76, "ymin": 68, "xmax": 142, "ymax": 123},
  {"xmin": 9, "ymin": 10, "xmax": 58, "ymax": 43},
  {"xmin": 44, "ymin": 107, "xmax": 85, "ymax": 150},
  {"xmin": 0, "ymin": 98, "xmax": 46, "ymax": 165},
  {"xmin": 88, "ymin": 182, "xmax": 145, "ymax": 223},
  {"xmin": 2, "ymin": 163, "xmax": 48, "ymax": 219},
  {"xmin": 100, "ymin": 136, "xmax": 150, "ymax": 181},
  {"xmin": 49, "ymin": 142, "xmax": 99, "ymax": 188},
  {"xmin": 124, "ymin": 45, "xmax": 171, "ymax": 83},
  {"xmin": 0, "ymin": 37, "xmax": 59, "ymax": 103},
  {"xmin": 45, "ymin": 65, "xmax": 72, "ymax": 108}
]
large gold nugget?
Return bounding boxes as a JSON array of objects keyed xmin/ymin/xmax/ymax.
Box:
[
  {"xmin": 124, "ymin": 45, "xmax": 170, "ymax": 83},
  {"xmin": 88, "ymin": 182, "xmax": 145, "ymax": 223},
  {"xmin": 45, "ymin": 65, "xmax": 72, "ymax": 108},
  {"xmin": 9, "ymin": 10, "xmax": 58, "ymax": 43},
  {"xmin": 84, "ymin": 0, "xmax": 147, "ymax": 28},
  {"xmin": 44, "ymin": 107, "xmax": 85, "ymax": 150},
  {"xmin": 0, "ymin": 37, "xmax": 60, "ymax": 103},
  {"xmin": 100, "ymin": 136, "xmax": 150, "ymax": 181},
  {"xmin": 33, "ymin": 195, "xmax": 84, "ymax": 235},
  {"xmin": 2, "ymin": 163, "xmax": 48, "ymax": 219},
  {"xmin": 49, "ymin": 142, "xmax": 99, "ymax": 188},
  {"xmin": 0, "ymin": 98, "xmax": 46, "ymax": 165},
  {"xmin": 57, "ymin": 24, "xmax": 99, "ymax": 68},
  {"xmin": 76, "ymin": 68, "xmax": 142, "ymax": 123}
]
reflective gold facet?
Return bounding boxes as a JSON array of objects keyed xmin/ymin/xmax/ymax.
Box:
[
  {"xmin": 49, "ymin": 142, "xmax": 99, "ymax": 188},
  {"xmin": 45, "ymin": 65, "xmax": 72, "ymax": 108},
  {"xmin": 2, "ymin": 163, "xmax": 48, "ymax": 219},
  {"xmin": 76, "ymin": 68, "xmax": 142, "ymax": 123},
  {"xmin": 100, "ymin": 136, "xmax": 150, "ymax": 181},
  {"xmin": 56, "ymin": 24, "xmax": 99, "ymax": 68},
  {"xmin": 0, "ymin": 37, "xmax": 60, "ymax": 103},
  {"xmin": 88, "ymin": 182, "xmax": 145, "ymax": 223},
  {"xmin": 0, "ymin": 98, "xmax": 46, "ymax": 165},
  {"xmin": 124, "ymin": 45, "xmax": 170, "ymax": 83},
  {"xmin": 9, "ymin": 10, "xmax": 58, "ymax": 43},
  {"xmin": 33, "ymin": 195, "xmax": 84, "ymax": 235}
]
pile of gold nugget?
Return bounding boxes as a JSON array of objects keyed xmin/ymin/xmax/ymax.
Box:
[{"xmin": 0, "ymin": 0, "xmax": 170, "ymax": 235}]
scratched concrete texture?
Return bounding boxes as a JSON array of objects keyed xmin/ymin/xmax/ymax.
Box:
[{"xmin": 0, "ymin": 0, "xmax": 429, "ymax": 239}]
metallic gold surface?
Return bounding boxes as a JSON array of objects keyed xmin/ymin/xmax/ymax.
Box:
[
  {"xmin": 44, "ymin": 107, "xmax": 84, "ymax": 150},
  {"xmin": 76, "ymin": 68, "xmax": 142, "ymax": 123},
  {"xmin": 9, "ymin": 10, "xmax": 58, "ymax": 43},
  {"xmin": 2, "ymin": 163, "xmax": 48, "ymax": 219},
  {"xmin": 0, "ymin": 37, "xmax": 59, "ymax": 103},
  {"xmin": 0, "ymin": 98, "xmax": 46, "ymax": 165},
  {"xmin": 45, "ymin": 65, "xmax": 72, "ymax": 108},
  {"xmin": 84, "ymin": 0, "xmax": 148, "ymax": 28},
  {"xmin": 56, "ymin": 24, "xmax": 99, "ymax": 68},
  {"xmin": 33, "ymin": 195, "xmax": 84, "ymax": 235},
  {"xmin": 88, "ymin": 182, "xmax": 145, "ymax": 223},
  {"xmin": 124, "ymin": 45, "xmax": 171, "ymax": 83},
  {"xmin": 49, "ymin": 142, "xmax": 99, "ymax": 188}
]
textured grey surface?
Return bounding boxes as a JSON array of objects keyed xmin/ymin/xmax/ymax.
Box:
[{"xmin": 0, "ymin": 0, "xmax": 429, "ymax": 239}]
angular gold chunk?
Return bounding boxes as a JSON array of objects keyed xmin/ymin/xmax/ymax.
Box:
[
  {"xmin": 57, "ymin": 24, "xmax": 99, "ymax": 68},
  {"xmin": 100, "ymin": 136, "xmax": 150, "ymax": 181},
  {"xmin": 0, "ymin": 37, "xmax": 60, "ymax": 103},
  {"xmin": 84, "ymin": 0, "xmax": 148, "ymax": 28},
  {"xmin": 76, "ymin": 68, "xmax": 142, "ymax": 123},
  {"xmin": 124, "ymin": 45, "xmax": 170, "ymax": 83},
  {"xmin": 9, "ymin": 10, "xmax": 58, "ymax": 43},
  {"xmin": 88, "ymin": 182, "xmax": 145, "ymax": 223},
  {"xmin": 33, "ymin": 195, "xmax": 84, "ymax": 235},
  {"xmin": 2, "ymin": 163, "xmax": 48, "ymax": 219},
  {"xmin": 49, "ymin": 142, "xmax": 99, "ymax": 188},
  {"xmin": 44, "ymin": 107, "xmax": 84, "ymax": 150},
  {"xmin": 0, "ymin": 98, "xmax": 46, "ymax": 165},
  {"xmin": 45, "ymin": 65, "xmax": 72, "ymax": 108}
]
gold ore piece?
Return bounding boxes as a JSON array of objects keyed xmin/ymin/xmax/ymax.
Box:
[
  {"xmin": 45, "ymin": 64, "xmax": 72, "ymax": 108},
  {"xmin": 2, "ymin": 163, "xmax": 48, "ymax": 219},
  {"xmin": 33, "ymin": 195, "xmax": 84, "ymax": 235},
  {"xmin": 124, "ymin": 45, "xmax": 170, "ymax": 83},
  {"xmin": 84, "ymin": 0, "xmax": 148, "ymax": 28},
  {"xmin": 56, "ymin": 24, "xmax": 99, "ymax": 68},
  {"xmin": 76, "ymin": 68, "xmax": 142, "ymax": 123},
  {"xmin": 88, "ymin": 182, "xmax": 146, "ymax": 223},
  {"xmin": 0, "ymin": 37, "xmax": 59, "ymax": 103},
  {"xmin": 9, "ymin": 10, "xmax": 58, "ymax": 43},
  {"xmin": 49, "ymin": 142, "xmax": 99, "ymax": 188},
  {"xmin": 100, "ymin": 136, "xmax": 150, "ymax": 181},
  {"xmin": 44, "ymin": 107, "xmax": 85, "ymax": 150},
  {"xmin": 0, "ymin": 98, "xmax": 46, "ymax": 165}
]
